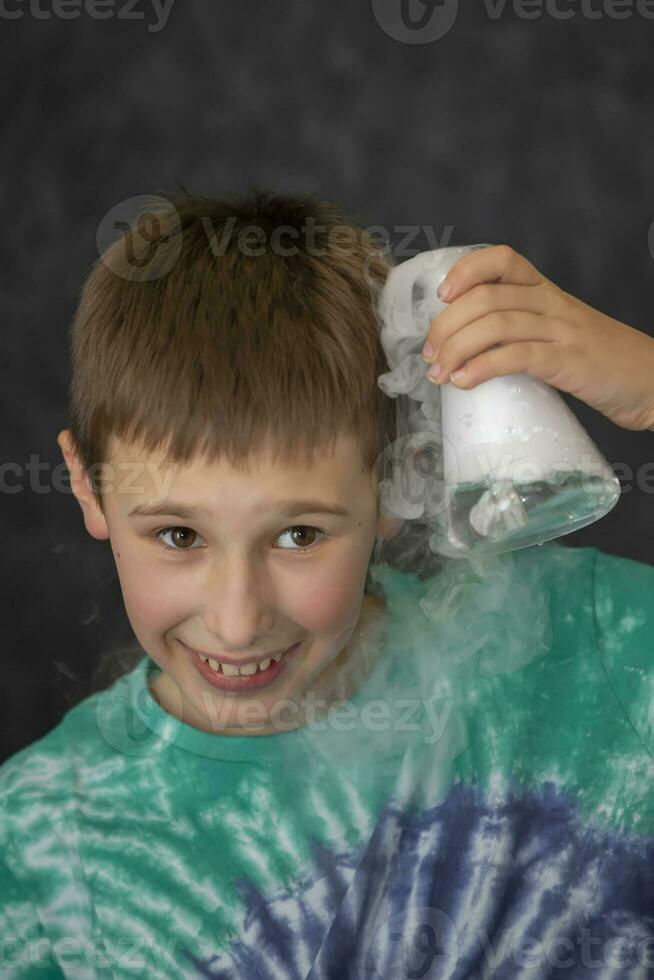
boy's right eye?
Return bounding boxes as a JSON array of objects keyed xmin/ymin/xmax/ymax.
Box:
[{"xmin": 153, "ymin": 527, "xmax": 206, "ymax": 551}]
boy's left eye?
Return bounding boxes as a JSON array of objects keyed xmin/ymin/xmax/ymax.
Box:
[{"xmin": 152, "ymin": 525, "xmax": 326, "ymax": 553}]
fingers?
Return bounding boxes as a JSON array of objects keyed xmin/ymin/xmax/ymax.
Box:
[
  {"xmin": 438, "ymin": 244, "xmax": 546, "ymax": 303},
  {"xmin": 424, "ymin": 311, "xmax": 561, "ymax": 385},
  {"xmin": 423, "ymin": 283, "xmax": 550, "ymax": 362},
  {"xmin": 442, "ymin": 338, "xmax": 565, "ymax": 391}
]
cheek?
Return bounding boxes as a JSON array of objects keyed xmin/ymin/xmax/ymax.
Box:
[
  {"xmin": 115, "ymin": 550, "xmax": 186, "ymax": 633},
  {"xmin": 293, "ymin": 565, "xmax": 366, "ymax": 635},
  {"xmin": 124, "ymin": 589, "xmax": 179, "ymax": 633}
]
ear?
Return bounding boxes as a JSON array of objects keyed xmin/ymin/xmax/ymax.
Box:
[
  {"xmin": 57, "ymin": 429, "xmax": 110, "ymax": 541},
  {"xmin": 376, "ymin": 511, "xmax": 404, "ymax": 541},
  {"xmin": 370, "ymin": 465, "xmax": 404, "ymax": 541}
]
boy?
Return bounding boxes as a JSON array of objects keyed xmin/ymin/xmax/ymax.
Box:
[{"xmin": 1, "ymin": 187, "xmax": 653, "ymax": 978}]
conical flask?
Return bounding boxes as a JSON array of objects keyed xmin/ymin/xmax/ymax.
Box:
[{"xmin": 376, "ymin": 245, "xmax": 622, "ymax": 558}]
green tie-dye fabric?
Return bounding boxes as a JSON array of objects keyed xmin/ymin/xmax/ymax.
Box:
[{"xmin": 0, "ymin": 543, "xmax": 652, "ymax": 978}]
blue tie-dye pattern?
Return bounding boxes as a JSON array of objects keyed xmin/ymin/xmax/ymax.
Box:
[{"xmin": 180, "ymin": 783, "xmax": 654, "ymax": 979}]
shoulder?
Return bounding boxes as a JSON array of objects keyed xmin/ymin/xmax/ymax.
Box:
[
  {"xmin": 0, "ymin": 718, "xmax": 72, "ymax": 818},
  {"xmin": 0, "ymin": 669, "xmax": 137, "ymax": 827},
  {"xmin": 0, "ymin": 716, "xmax": 77, "ymax": 927},
  {"xmin": 0, "ymin": 689, "xmax": 126, "ymax": 977},
  {"xmin": 499, "ymin": 543, "xmax": 654, "ymax": 773},
  {"xmin": 590, "ymin": 546, "xmax": 654, "ymax": 757},
  {"xmin": 0, "ymin": 669, "xmax": 147, "ymax": 909}
]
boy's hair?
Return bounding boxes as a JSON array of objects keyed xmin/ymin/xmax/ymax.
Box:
[
  {"xmin": 64, "ymin": 184, "xmax": 399, "ymax": 696},
  {"xmin": 67, "ymin": 185, "xmax": 396, "ymax": 513}
]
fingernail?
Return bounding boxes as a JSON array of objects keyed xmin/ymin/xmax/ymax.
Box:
[
  {"xmin": 422, "ymin": 340, "xmax": 435, "ymax": 360},
  {"xmin": 427, "ymin": 363, "xmax": 442, "ymax": 381},
  {"xmin": 438, "ymin": 279, "xmax": 452, "ymax": 301}
]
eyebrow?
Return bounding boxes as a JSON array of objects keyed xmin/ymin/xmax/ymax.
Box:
[{"xmin": 128, "ymin": 499, "xmax": 351, "ymax": 520}]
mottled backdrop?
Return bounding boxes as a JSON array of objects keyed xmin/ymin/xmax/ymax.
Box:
[{"xmin": 2, "ymin": 1, "xmax": 654, "ymax": 761}]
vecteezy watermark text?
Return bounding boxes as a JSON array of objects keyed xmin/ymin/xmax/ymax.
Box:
[
  {"xmin": 95, "ymin": 193, "xmax": 457, "ymax": 281},
  {"xmin": 0, "ymin": 932, "xmax": 188, "ymax": 973},
  {"xmin": 2, "ymin": 918, "xmax": 653, "ymax": 974},
  {"xmin": 373, "ymin": 906, "xmax": 654, "ymax": 975},
  {"xmin": 1, "ymin": 453, "xmax": 651, "ymax": 497},
  {"xmin": 0, "ymin": 0, "xmax": 175, "ymax": 32},
  {"xmin": 196, "ymin": 690, "xmax": 455, "ymax": 744},
  {"xmin": 372, "ymin": 0, "xmax": 654, "ymax": 44},
  {"xmin": 95, "ymin": 682, "xmax": 458, "ymax": 758}
]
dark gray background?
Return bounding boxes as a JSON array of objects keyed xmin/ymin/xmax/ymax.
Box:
[{"xmin": 3, "ymin": 1, "xmax": 654, "ymax": 763}]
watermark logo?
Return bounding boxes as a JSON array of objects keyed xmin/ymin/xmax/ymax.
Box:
[
  {"xmin": 372, "ymin": 0, "xmax": 459, "ymax": 42},
  {"xmin": 97, "ymin": 194, "xmax": 182, "ymax": 281},
  {"xmin": 95, "ymin": 681, "xmax": 181, "ymax": 757},
  {"xmin": 372, "ymin": 906, "xmax": 458, "ymax": 976}
]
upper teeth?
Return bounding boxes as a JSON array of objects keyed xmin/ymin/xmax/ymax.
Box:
[{"xmin": 198, "ymin": 652, "xmax": 284, "ymax": 676}]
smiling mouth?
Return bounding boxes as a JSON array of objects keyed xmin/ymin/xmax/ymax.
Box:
[
  {"xmin": 196, "ymin": 648, "xmax": 288, "ymax": 676},
  {"xmin": 181, "ymin": 640, "xmax": 299, "ymax": 677},
  {"xmin": 184, "ymin": 640, "xmax": 302, "ymax": 692}
]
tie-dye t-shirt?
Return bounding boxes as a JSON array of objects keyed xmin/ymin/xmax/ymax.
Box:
[{"xmin": 1, "ymin": 543, "xmax": 653, "ymax": 979}]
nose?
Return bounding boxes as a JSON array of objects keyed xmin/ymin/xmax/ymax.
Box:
[{"xmin": 199, "ymin": 556, "xmax": 276, "ymax": 649}]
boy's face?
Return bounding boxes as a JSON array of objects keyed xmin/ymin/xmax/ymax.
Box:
[{"xmin": 59, "ymin": 429, "xmax": 401, "ymax": 737}]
